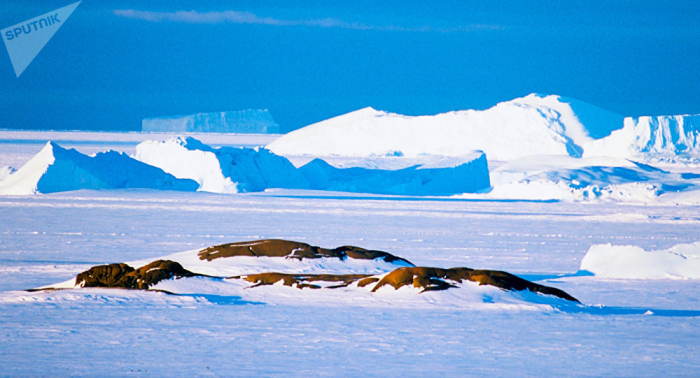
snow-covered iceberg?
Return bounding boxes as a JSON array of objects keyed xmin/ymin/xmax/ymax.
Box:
[
  {"xmin": 585, "ymin": 114, "xmax": 700, "ymax": 158},
  {"xmin": 135, "ymin": 137, "xmax": 309, "ymax": 193},
  {"xmin": 0, "ymin": 138, "xmax": 491, "ymax": 197},
  {"xmin": 136, "ymin": 137, "xmax": 490, "ymax": 196},
  {"xmin": 267, "ymin": 94, "xmax": 624, "ymax": 161},
  {"xmin": 142, "ymin": 109, "xmax": 281, "ymax": 134},
  {"xmin": 0, "ymin": 142, "xmax": 199, "ymax": 195},
  {"xmin": 579, "ymin": 242, "xmax": 700, "ymax": 279}
]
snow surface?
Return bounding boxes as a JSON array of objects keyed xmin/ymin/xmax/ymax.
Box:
[
  {"xmin": 2, "ymin": 187, "xmax": 700, "ymax": 376},
  {"xmin": 267, "ymin": 94, "xmax": 623, "ymax": 160},
  {"xmin": 142, "ymin": 109, "xmax": 281, "ymax": 134},
  {"xmin": 580, "ymin": 242, "xmax": 700, "ymax": 279}
]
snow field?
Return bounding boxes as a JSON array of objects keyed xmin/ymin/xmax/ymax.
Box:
[{"xmin": 2, "ymin": 190, "xmax": 700, "ymax": 375}]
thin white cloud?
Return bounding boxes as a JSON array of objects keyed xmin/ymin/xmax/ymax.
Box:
[{"xmin": 112, "ymin": 9, "xmax": 505, "ymax": 32}]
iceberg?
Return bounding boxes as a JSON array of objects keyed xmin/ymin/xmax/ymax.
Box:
[
  {"xmin": 142, "ymin": 109, "xmax": 281, "ymax": 134},
  {"xmin": 298, "ymin": 153, "xmax": 490, "ymax": 196},
  {"xmin": 1, "ymin": 137, "xmax": 491, "ymax": 196},
  {"xmin": 585, "ymin": 114, "xmax": 700, "ymax": 158},
  {"xmin": 0, "ymin": 142, "xmax": 199, "ymax": 195},
  {"xmin": 267, "ymin": 94, "xmax": 624, "ymax": 161},
  {"xmin": 135, "ymin": 137, "xmax": 309, "ymax": 193},
  {"xmin": 137, "ymin": 137, "xmax": 490, "ymax": 196}
]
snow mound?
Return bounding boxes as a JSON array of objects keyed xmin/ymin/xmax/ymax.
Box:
[
  {"xmin": 142, "ymin": 109, "xmax": 281, "ymax": 134},
  {"xmin": 585, "ymin": 114, "xmax": 700, "ymax": 158},
  {"xmin": 299, "ymin": 152, "xmax": 490, "ymax": 195},
  {"xmin": 134, "ymin": 137, "xmax": 309, "ymax": 193},
  {"xmin": 0, "ymin": 142, "xmax": 198, "ymax": 195},
  {"xmin": 579, "ymin": 242, "xmax": 700, "ymax": 279},
  {"xmin": 268, "ymin": 94, "xmax": 623, "ymax": 161}
]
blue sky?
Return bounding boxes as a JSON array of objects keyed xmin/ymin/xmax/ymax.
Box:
[{"xmin": 1, "ymin": 0, "xmax": 699, "ymax": 132}]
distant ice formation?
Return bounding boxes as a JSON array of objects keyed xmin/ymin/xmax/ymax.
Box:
[{"xmin": 142, "ymin": 109, "xmax": 281, "ymax": 134}]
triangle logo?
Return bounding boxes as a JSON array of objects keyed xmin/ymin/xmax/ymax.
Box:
[{"xmin": 2, "ymin": 1, "xmax": 81, "ymax": 78}]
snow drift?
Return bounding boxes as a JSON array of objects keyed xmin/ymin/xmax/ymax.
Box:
[
  {"xmin": 585, "ymin": 114, "xmax": 700, "ymax": 158},
  {"xmin": 142, "ymin": 109, "xmax": 281, "ymax": 134},
  {"xmin": 579, "ymin": 242, "xmax": 700, "ymax": 279},
  {"xmin": 267, "ymin": 94, "xmax": 624, "ymax": 161},
  {"xmin": 0, "ymin": 142, "xmax": 198, "ymax": 195}
]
